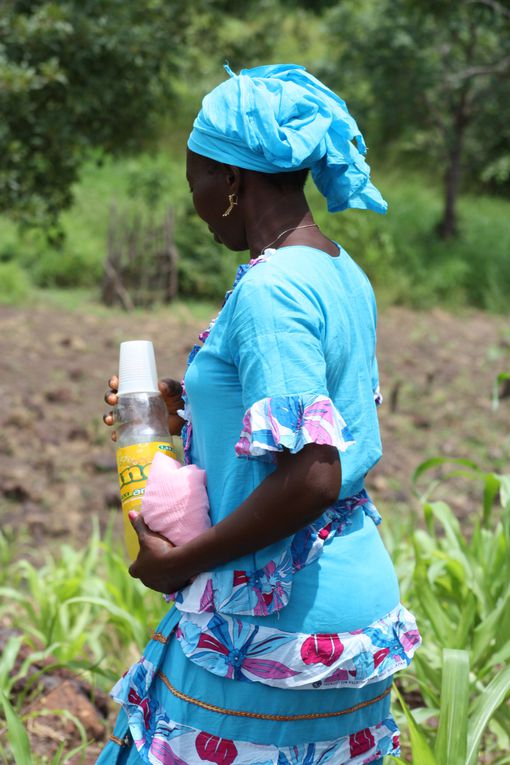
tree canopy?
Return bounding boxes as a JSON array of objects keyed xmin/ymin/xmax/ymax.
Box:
[
  {"xmin": 1, "ymin": 0, "xmax": 509, "ymax": 238},
  {"xmin": 0, "ymin": 0, "xmax": 179, "ymax": 228},
  {"xmin": 324, "ymin": 0, "xmax": 510, "ymax": 236}
]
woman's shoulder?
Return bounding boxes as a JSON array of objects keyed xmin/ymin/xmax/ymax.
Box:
[
  {"xmin": 232, "ymin": 248, "xmax": 326, "ymax": 309},
  {"xmin": 237, "ymin": 244, "xmax": 374, "ymax": 299}
]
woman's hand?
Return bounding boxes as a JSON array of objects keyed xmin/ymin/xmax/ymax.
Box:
[
  {"xmin": 128, "ymin": 512, "xmax": 193, "ymax": 593},
  {"xmin": 126, "ymin": 444, "xmax": 340, "ymax": 593},
  {"xmin": 103, "ymin": 376, "xmax": 186, "ymax": 439}
]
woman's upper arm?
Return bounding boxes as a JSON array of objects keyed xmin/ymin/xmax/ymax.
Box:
[{"xmin": 275, "ymin": 443, "xmax": 342, "ymax": 511}]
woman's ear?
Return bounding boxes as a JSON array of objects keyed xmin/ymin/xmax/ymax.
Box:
[{"xmin": 224, "ymin": 164, "xmax": 241, "ymax": 194}]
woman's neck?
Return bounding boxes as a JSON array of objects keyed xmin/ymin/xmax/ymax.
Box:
[
  {"xmin": 244, "ymin": 190, "xmax": 312, "ymax": 258},
  {"xmin": 242, "ymin": 183, "xmax": 338, "ymax": 259}
]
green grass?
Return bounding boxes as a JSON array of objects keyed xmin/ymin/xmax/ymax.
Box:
[
  {"xmin": 383, "ymin": 462, "xmax": 510, "ymax": 764},
  {"xmin": 0, "ymin": 262, "xmax": 32, "ymax": 305},
  {"xmin": 0, "ymin": 152, "xmax": 189, "ymax": 292}
]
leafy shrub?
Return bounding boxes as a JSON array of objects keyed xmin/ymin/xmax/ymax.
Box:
[
  {"xmin": 0, "ymin": 521, "xmax": 165, "ymax": 763},
  {"xmin": 23, "ymin": 244, "xmax": 103, "ymax": 289},
  {"xmin": 175, "ymin": 200, "xmax": 242, "ymax": 301},
  {"xmin": 2, "ymin": 149, "xmax": 509, "ymax": 310},
  {"xmin": 0, "ymin": 262, "xmax": 32, "ymax": 305}
]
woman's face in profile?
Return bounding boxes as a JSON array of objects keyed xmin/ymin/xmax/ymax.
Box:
[{"xmin": 186, "ymin": 150, "xmax": 247, "ymax": 252}]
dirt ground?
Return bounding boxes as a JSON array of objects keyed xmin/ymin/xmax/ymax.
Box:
[
  {"xmin": 0, "ymin": 300, "xmax": 509, "ymax": 546},
  {"xmin": 0, "ymin": 299, "xmax": 509, "ymax": 761}
]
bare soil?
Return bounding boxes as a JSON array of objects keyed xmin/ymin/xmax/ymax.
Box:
[{"xmin": 0, "ymin": 301, "xmax": 508, "ymax": 545}]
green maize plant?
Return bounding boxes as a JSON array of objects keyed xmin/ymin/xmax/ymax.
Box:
[
  {"xmin": 0, "ymin": 519, "xmax": 166, "ymax": 684},
  {"xmin": 386, "ymin": 460, "xmax": 510, "ymax": 764},
  {"xmin": 0, "ymin": 520, "xmax": 168, "ymax": 763}
]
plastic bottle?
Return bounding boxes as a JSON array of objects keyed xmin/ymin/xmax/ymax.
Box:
[{"xmin": 115, "ymin": 340, "xmax": 178, "ymax": 559}]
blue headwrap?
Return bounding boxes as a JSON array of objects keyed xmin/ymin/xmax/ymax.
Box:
[{"xmin": 188, "ymin": 64, "xmax": 387, "ymax": 214}]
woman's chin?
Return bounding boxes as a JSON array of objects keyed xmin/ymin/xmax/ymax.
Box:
[{"xmin": 211, "ymin": 229, "xmax": 248, "ymax": 252}]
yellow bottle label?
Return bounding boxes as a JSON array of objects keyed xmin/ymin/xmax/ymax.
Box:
[{"xmin": 116, "ymin": 441, "xmax": 178, "ymax": 560}]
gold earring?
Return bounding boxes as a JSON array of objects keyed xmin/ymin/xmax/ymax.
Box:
[{"xmin": 222, "ymin": 193, "xmax": 238, "ymax": 217}]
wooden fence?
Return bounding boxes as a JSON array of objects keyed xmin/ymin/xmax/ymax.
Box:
[{"xmin": 101, "ymin": 206, "xmax": 178, "ymax": 309}]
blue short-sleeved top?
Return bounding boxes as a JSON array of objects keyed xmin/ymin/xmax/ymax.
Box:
[
  {"xmin": 185, "ymin": 244, "xmax": 381, "ymax": 513},
  {"xmin": 173, "ymin": 245, "xmax": 384, "ymax": 601},
  {"xmin": 167, "ymin": 243, "xmax": 419, "ymax": 669}
]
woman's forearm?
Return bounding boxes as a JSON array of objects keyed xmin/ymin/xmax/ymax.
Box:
[{"xmin": 175, "ymin": 443, "xmax": 341, "ymax": 579}]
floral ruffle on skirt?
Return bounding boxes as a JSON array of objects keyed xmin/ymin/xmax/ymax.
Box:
[
  {"xmin": 176, "ymin": 604, "xmax": 420, "ymax": 690},
  {"xmin": 98, "ymin": 608, "xmax": 402, "ymax": 765}
]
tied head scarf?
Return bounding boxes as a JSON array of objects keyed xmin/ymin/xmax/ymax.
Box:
[{"xmin": 188, "ymin": 63, "xmax": 387, "ymax": 215}]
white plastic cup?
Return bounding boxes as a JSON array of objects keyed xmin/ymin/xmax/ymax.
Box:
[{"xmin": 118, "ymin": 340, "xmax": 159, "ymax": 395}]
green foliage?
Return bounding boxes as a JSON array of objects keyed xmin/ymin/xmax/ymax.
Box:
[
  {"xmin": 385, "ymin": 461, "xmax": 510, "ymax": 762},
  {"xmin": 0, "ymin": 691, "xmax": 33, "ymax": 765},
  {"xmin": 2, "ymin": 149, "xmax": 509, "ymax": 308},
  {"xmin": 0, "ymin": 261, "xmax": 32, "ymax": 304},
  {"xmin": 0, "ymin": 522, "xmax": 166, "ymax": 762},
  {"xmin": 1, "ymin": 0, "xmax": 509, "ymax": 302},
  {"xmin": 309, "ymin": 172, "xmax": 510, "ymax": 311},
  {"xmin": 322, "ymin": 0, "xmax": 510, "ymax": 238},
  {"xmin": 2, "ymin": 528, "xmax": 160, "ymax": 760},
  {"xmin": 0, "ymin": 521, "xmax": 164, "ymax": 674},
  {"xmin": 0, "ymin": 0, "xmax": 318, "ymax": 231},
  {"xmin": 324, "ymin": 0, "xmax": 510, "ymax": 188},
  {"xmin": 0, "ymin": 0, "xmax": 179, "ymax": 227},
  {"xmin": 395, "ymin": 652, "xmax": 510, "ymax": 765},
  {"xmin": 493, "ymin": 372, "xmax": 510, "ymax": 410},
  {"xmin": 0, "ymin": 683, "xmax": 89, "ymax": 764}
]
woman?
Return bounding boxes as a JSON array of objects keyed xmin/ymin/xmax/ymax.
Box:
[{"xmin": 100, "ymin": 64, "xmax": 420, "ymax": 765}]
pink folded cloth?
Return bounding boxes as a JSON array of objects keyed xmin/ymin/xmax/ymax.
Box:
[{"xmin": 141, "ymin": 451, "xmax": 211, "ymax": 545}]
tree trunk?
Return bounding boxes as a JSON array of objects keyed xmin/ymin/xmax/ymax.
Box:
[{"xmin": 438, "ymin": 105, "xmax": 468, "ymax": 240}]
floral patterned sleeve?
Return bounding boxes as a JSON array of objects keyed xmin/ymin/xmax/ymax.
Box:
[{"xmin": 235, "ymin": 394, "xmax": 354, "ymax": 461}]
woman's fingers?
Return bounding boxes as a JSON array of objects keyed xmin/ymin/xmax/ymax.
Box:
[
  {"xmin": 159, "ymin": 379, "xmax": 184, "ymax": 407},
  {"xmin": 104, "ymin": 390, "xmax": 118, "ymax": 406},
  {"xmin": 158, "ymin": 379, "xmax": 185, "ymax": 436},
  {"xmin": 103, "ymin": 376, "xmax": 184, "ymax": 438},
  {"xmin": 159, "ymin": 379, "xmax": 184, "ymax": 410},
  {"xmin": 103, "ymin": 375, "xmax": 118, "ymax": 438},
  {"xmin": 102, "ymin": 411, "xmax": 117, "ymax": 440},
  {"xmin": 105, "ymin": 377, "xmax": 119, "ymax": 404},
  {"xmin": 104, "ymin": 374, "xmax": 119, "ymax": 414},
  {"xmin": 159, "ymin": 378, "xmax": 182, "ymax": 397}
]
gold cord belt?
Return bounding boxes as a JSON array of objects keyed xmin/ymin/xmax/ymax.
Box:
[
  {"xmin": 151, "ymin": 631, "xmax": 168, "ymax": 643},
  {"xmin": 157, "ymin": 670, "xmax": 392, "ymax": 721},
  {"xmin": 109, "ymin": 734, "xmax": 129, "ymax": 746}
]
